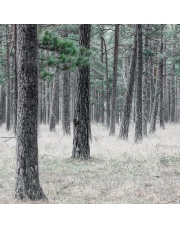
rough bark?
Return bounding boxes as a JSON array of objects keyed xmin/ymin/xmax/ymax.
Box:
[
  {"xmin": 15, "ymin": 25, "xmax": 46, "ymax": 201},
  {"xmin": 149, "ymin": 42, "xmax": 162, "ymax": 134},
  {"xmin": 72, "ymin": 24, "xmax": 91, "ymax": 159},
  {"xmin": 109, "ymin": 24, "xmax": 119, "ymax": 135},
  {"xmin": 49, "ymin": 73, "xmax": 59, "ymax": 131},
  {"xmin": 62, "ymin": 71, "xmax": 71, "ymax": 135},
  {"xmin": 0, "ymin": 85, "xmax": 6, "ymax": 126},
  {"xmin": 134, "ymin": 24, "xmax": 143, "ymax": 143},
  {"xmin": 102, "ymin": 37, "xmax": 110, "ymax": 129},
  {"xmin": 159, "ymin": 27, "xmax": 165, "ymax": 129},
  {"xmin": 119, "ymin": 26, "xmax": 137, "ymax": 140},
  {"xmin": 99, "ymin": 36, "xmax": 105, "ymax": 124}
]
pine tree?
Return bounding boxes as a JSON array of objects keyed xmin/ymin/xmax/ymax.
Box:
[
  {"xmin": 15, "ymin": 25, "xmax": 46, "ymax": 201},
  {"xmin": 72, "ymin": 24, "xmax": 91, "ymax": 159}
]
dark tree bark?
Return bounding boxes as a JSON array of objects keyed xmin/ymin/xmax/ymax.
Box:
[
  {"xmin": 142, "ymin": 26, "xmax": 149, "ymax": 136},
  {"xmin": 42, "ymin": 80, "xmax": 46, "ymax": 124},
  {"xmin": 134, "ymin": 25, "xmax": 143, "ymax": 142},
  {"xmin": 170, "ymin": 27, "xmax": 176, "ymax": 123},
  {"xmin": 102, "ymin": 37, "xmax": 110, "ymax": 129},
  {"xmin": 159, "ymin": 27, "xmax": 165, "ymax": 129},
  {"xmin": 109, "ymin": 24, "xmax": 119, "ymax": 135},
  {"xmin": 119, "ymin": 26, "xmax": 137, "ymax": 140},
  {"xmin": 99, "ymin": 36, "xmax": 105, "ymax": 124},
  {"xmin": 134, "ymin": 24, "xmax": 143, "ymax": 142},
  {"xmin": 15, "ymin": 25, "xmax": 46, "ymax": 201},
  {"xmin": 45, "ymin": 80, "xmax": 50, "ymax": 124},
  {"xmin": 49, "ymin": 73, "xmax": 59, "ymax": 131},
  {"xmin": 72, "ymin": 24, "xmax": 91, "ymax": 159},
  {"xmin": 62, "ymin": 71, "xmax": 71, "ymax": 135},
  {"xmin": 149, "ymin": 44, "xmax": 162, "ymax": 134},
  {"xmin": 0, "ymin": 85, "xmax": 6, "ymax": 126}
]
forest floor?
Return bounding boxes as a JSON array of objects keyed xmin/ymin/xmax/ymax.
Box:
[{"xmin": 0, "ymin": 123, "xmax": 180, "ymax": 204}]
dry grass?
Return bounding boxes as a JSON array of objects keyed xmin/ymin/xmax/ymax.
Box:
[{"xmin": 0, "ymin": 122, "xmax": 180, "ymax": 204}]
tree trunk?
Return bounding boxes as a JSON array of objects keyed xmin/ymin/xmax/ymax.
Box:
[
  {"xmin": 62, "ymin": 71, "xmax": 71, "ymax": 135},
  {"xmin": 142, "ymin": 26, "xmax": 148, "ymax": 136},
  {"xmin": 159, "ymin": 27, "xmax": 165, "ymax": 129},
  {"xmin": 72, "ymin": 24, "xmax": 91, "ymax": 159},
  {"xmin": 149, "ymin": 43, "xmax": 162, "ymax": 134},
  {"xmin": 109, "ymin": 24, "xmax": 119, "ymax": 135},
  {"xmin": 134, "ymin": 24, "xmax": 143, "ymax": 142},
  {"xmin": 49, "ymin": 73, "xmax": 59, "ymax": 131},
  {"xmin": 119, "ymin": 26, "xmax": 137, "ymax": 140},
  {"xmin": 16, "ymin": 25, "xmax": 46, "ymax": 201},
  {"xmin": 13, "ymin": 24, "xmax": 18, "ymax": 134},
  {"xmin": 6, "ymin": 24, "xmax": 11, "ymax": 131},
  {"xmin": 102, "ymin": 37, "xmax": 110, "ymax": 129}
]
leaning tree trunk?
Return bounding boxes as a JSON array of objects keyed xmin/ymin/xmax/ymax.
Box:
[
  {"xmin": 62, "ymin": 71, "xmax": 71, "ymax": 135},
  {"xmin": 15, "ymin": 25, "xmax": 46, "ymax": 201},
  {"xmin": 119, "ymin": 26, "xmax": 137, "ymax": 140},
  {"xmin": 72, "ymin": 24, "xmax": 91, "ymax": 159},
  {"xmin": 134, "ymin": 24, "xmax": 143, "ymax": 143},
  {"xmin": 109, "ymin": 24, "xmax": 119, "ymax": 135}
]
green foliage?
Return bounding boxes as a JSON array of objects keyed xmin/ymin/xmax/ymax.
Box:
[
  {"xmin": 143, "ymin": 48, "xmax": 155, "ymax": 58},
  {"xmin": 0, "ymin": 72, "xmax": 6, "ymax": 84},
  {"xmin": 39, "ymin": 30, "xmax": 91, "ymax": 79}
]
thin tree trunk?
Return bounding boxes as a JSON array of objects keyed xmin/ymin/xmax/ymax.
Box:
[
  {"xmin": 102, "ymin": 37, "xmax": 110, "ymax": 129},
  {"xmin": 142, "ymin": 26, "xmax": 148, "ymax": 136},
  {"xmin": 13, "ymin": 24, "xmax": 18, "ymax": 134},
  {"xmin": 6, "ymin": 24, "xmax": 11, "ymax": 131},
  {"xmin": 49, "ymin": 73, "xmax": 59, "ymax": 131},
  {"xmin": 134, "ymin": 24, "xmax": 143, "ymax": 142},
  {"xmin": 159, "ymin": 26, "xmax": 165, "ymax": 129},
  {"xmin": 62, "ymin": 71, "xmax": 71, "ymax": 135}
]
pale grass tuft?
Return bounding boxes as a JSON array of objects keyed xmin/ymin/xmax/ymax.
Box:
[{"xmin": 0, "ymin": 123, "xmax": 180, "ymax": 203}]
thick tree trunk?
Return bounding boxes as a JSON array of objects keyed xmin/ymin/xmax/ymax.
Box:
[
  {"xmin": 16, "ymin": 25, "xmax": 46, "ymax": 201},
  {"xmin": 119, "ymin": 26, "xmax": 137, "ymax": 140},
  {"xmin": 109, "ymin": 24, "xmax": 119, "ymax": 135},
  {"xmin": 62, "ymin": 71, "xmax": 71, "ymax": 135},
  {"xmin": 72, "ymin": 24, "xmax": 91, "ymax": 159},
  {"xmin": 134, "ymin": 24, "xmax": 143, "ymax": 143}
]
